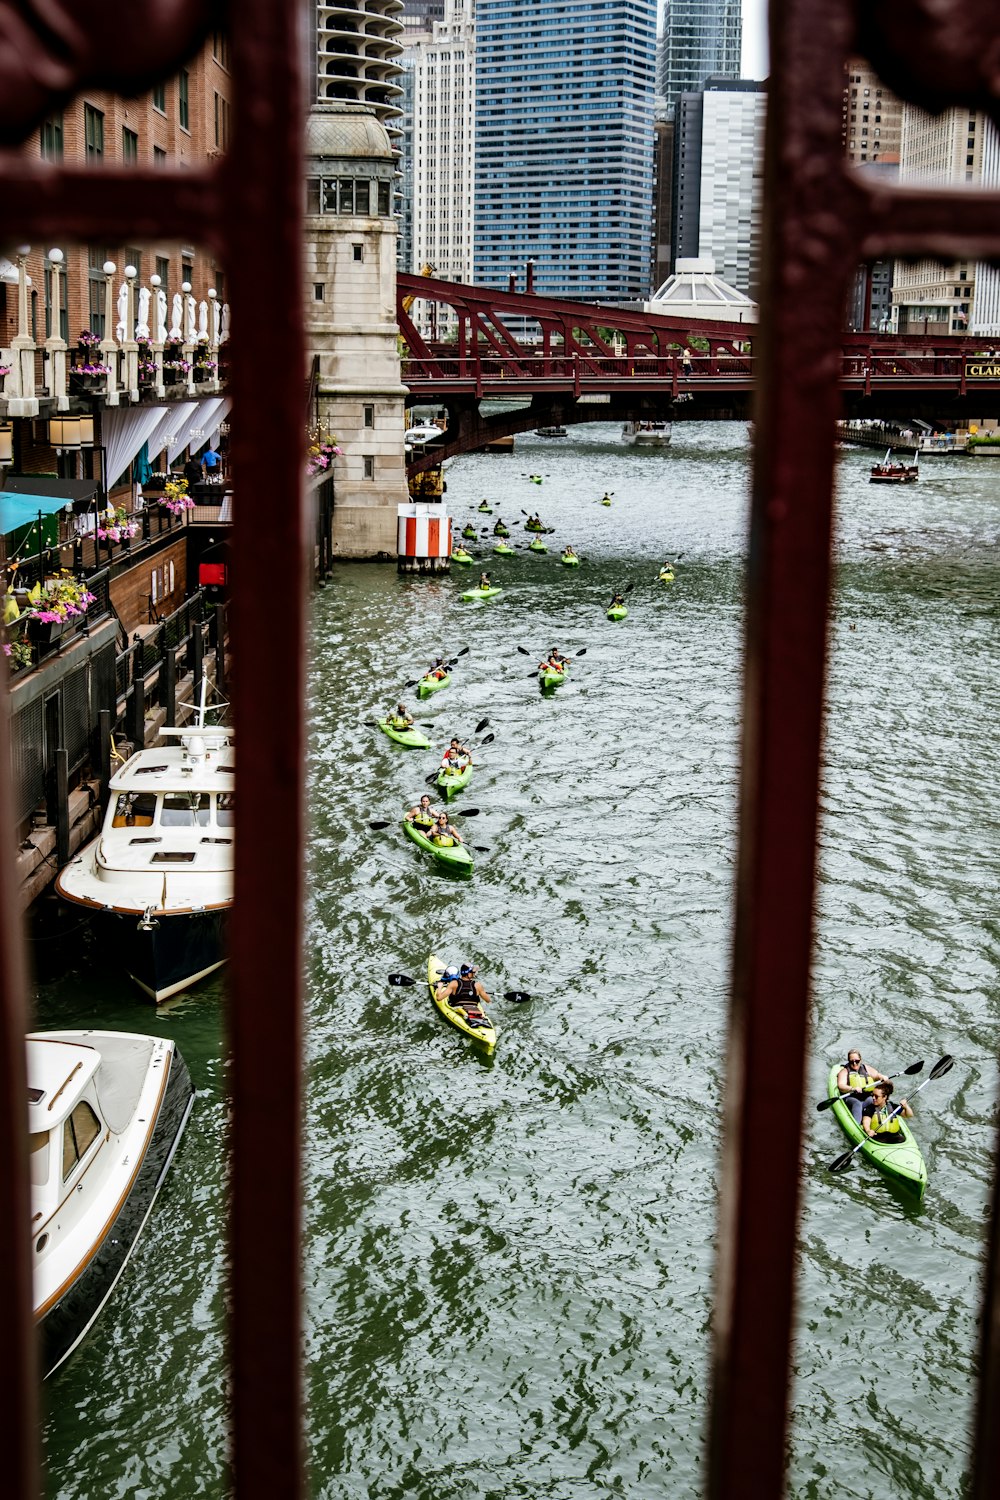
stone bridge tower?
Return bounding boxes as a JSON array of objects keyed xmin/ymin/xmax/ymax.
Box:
[{"xmin": 304, "ymin": 103, "xmax": 409, "ymax": 557}]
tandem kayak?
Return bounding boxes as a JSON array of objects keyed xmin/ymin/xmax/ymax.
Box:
[
  {"xmin": 607, "ymin": 605, "xmax": 628, "ymax": 621},
  {"xmin": 379, "ymin": 720, "xmax": 432, "ymax": 748},
  {"xmin": 437, "ymin": 761, "xmax": 473, "ymax": 799},
  {"xmin": 540, "ymin": 665, "xmax": 567, "ymax": 689},
  {"xmin": 452, "ymin": 549, "xmax": 475, "ymax": 565},
  {"xmin": 561, "ymin": 553, "xmax": 580, "ymax": 567},
  {"xmin": 493, "ymin": 543, "xmax": 515, "ymax": 556},
  {"xmin": 528, "ymin": 539, "xmax": 548, "ymax": 553},
  {"xmin": 461, "ymin": 586, "xmax": 503, "ymax": 602},
  {"xmin": 403, "ymin": 819, "xmax": 473, "ymax": 875},
  {"xmin": 525, "ymin": 521, "xmax": 544, "ymax": 532},
  {"xmin": 826, "ymin": 1064, "xmax": 927, "ymax": 1201},
  {"xmin": 427, "ymin": 953, "xmax": 497, "ymax": 1050},
  {"xmin": 416, "ymin": 672, "xmax": 450, "ymax": 699}
]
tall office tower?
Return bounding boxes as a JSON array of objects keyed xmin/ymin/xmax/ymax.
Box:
[
  {"xmin": 475, "ymin": 0, "xmax": 658, "ymax": 304},
  {"xmin": 403, "ymin": 0, "xmax": 446, "ymax": 31},
  {"xmin": 315, "ymin": 1, "xmax": 405, "ymax": 149},
  {"xmin": 671, "ymin": 91, "xmax": 704, "ymax": 266},
  {"xmin": 401, "ymin": 0, "xmax": 476, "ymax": 290},
  {"xmin": 693, "ymin": 79, "xmax": 766, "ymax": 295},
  {"xmin": 657, "ymin": 0, "xmax": 742, "ymax": 117},
  {"xmin": 650, "ymin": 102, "xmax": 675, "ymax": 290},
  {"xmin": 842, "ymin": 60, "xmax": 903, "ymax": 166},
  {"xmin": 972, "ymin": 118, "xmax": 1000, "ymax": 335},
  {"xmin": 892, "ymin": 104, "xmax": 985, "ymax": 333}
]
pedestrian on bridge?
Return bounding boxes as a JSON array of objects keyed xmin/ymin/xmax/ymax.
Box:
[{"xmin": 681, "ymin": 347, "xmax": 693, "ymax": 377}]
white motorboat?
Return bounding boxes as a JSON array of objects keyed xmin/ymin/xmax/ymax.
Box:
[
  {"xmin": 622, "ymin": 420, "xmax": 672, "ymax": 446},
  {"xmin": 56, "ymin": 682, "xmax": 233, "ymax": 1002},
  {"xmin": 30, "ymin": 1029, "xmax": 194, "ymax": 1377},
  {"xmin": 404, "ymin": 422, "xmax": 445, "ymax": 449}
]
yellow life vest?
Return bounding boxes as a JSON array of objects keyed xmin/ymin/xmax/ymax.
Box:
[
  {"xmin": 869, "ymin": 1106, "xmax": 902, "ymax": 1137},
  {"xmin": 846, "ymin": 1067, "xmax": 877, "ymax": 1092}
]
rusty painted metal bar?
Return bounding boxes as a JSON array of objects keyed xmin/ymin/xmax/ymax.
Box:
[
  {"xmin": 224, "ymin": 1, "xmax": 307, "ymax": 1494},
  {"xmin": 0, "ymin": 160, "xmax": 221, "ymax": 249}
]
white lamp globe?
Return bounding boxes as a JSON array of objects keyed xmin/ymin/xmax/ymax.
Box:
[{"xmin": 103, "ymin": 261, "xmax": 116, "ymax": 274}]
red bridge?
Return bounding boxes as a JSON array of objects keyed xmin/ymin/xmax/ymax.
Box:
[{"xmin": 397, "ymin": 273, "xmax": 1000, "ymax": 471}]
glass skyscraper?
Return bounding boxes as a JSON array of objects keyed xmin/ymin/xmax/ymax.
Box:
[
  {"xmin": 657, "ymin": 0, "xmax": 742, "ymax": 116},
  {"xmin": 474, "ymin": 0, "xmax": 658, "ymax": 303}
]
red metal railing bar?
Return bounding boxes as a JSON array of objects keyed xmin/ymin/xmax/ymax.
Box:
[{"xmin": 0, "ymin": 160, "xmax": 221, "ymax": 249}]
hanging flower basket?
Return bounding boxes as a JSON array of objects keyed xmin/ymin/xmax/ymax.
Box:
[{"xmin": 22, "ymin": 573, "xmax": 97, "ymax": 645}]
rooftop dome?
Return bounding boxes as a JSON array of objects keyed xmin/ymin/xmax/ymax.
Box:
[{"xmin": 305, "ymin": 103, "xmax": 393, "ymax": 163}]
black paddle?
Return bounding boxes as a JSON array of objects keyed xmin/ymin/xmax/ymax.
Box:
[
  {"xmin": 475, "ymin": 717, "xmax": 489, "ymax": 733},
  {"xmin": 817, "ymin": 1059, "xmax": 923, "ymax": 1112},
  {"xmin": 828, "ymin": 1055, "xmax": 954, "ymax": 1174},
  {"xmin": 480, "ymin": 733, "xmax": 495, "ymax": 745},
  {"xmin": 388, "ymin": 972, "xmax": 528, "ymax": 1000},
  {"xmin": 369, "ymin": 820, "xmax": 392, "ymax": 830}
]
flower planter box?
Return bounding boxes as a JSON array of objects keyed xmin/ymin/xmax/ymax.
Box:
[
  {"xmin": 69, "ymin": 372, "xmax": 105, "ymax": 392},
  {"xmin": 26, "ymin": 616, "xmax": 72, "ymax": 647}
]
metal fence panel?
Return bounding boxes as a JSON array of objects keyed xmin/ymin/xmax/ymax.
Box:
[{"xmin": 9, "ymin": 699, "xmax": 44, "ymax": 828}]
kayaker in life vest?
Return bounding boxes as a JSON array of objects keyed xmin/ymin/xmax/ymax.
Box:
[
  {"xmin": 428, "ymin": 656, "xmax": 448, "ymax": 679},
  {"xmin": 836, "ymin": 1049, "xmax": 890, "ymax": 1124},
  {"xmin": 493, "ymin": 518, "xmax": 507, "ymax": 535},
  {"xmin": 863, "ymin": 1083, "xmax": 913, "ymax": 1143},
  {"xmin": 562, "ymin": 545, "xmax": 577, "ymax": 558},
  {"xmin": 405, "ymin": 794, "xmax": 438, "ymax": 828},
  {"xmin": 441, "ymin": 738, "xmax": 470, "ymax": 769},
  {"xmin": 609, "ymin": 592, "xmax": 625, "ymax": 608},
  {"xmin": 390, "ymin": 702, "xmax": 414, "ymax": 730},
  {"xmin": 436, "ymin": 962, "xmax": 492, "ymax": 1019},
  {"xmin": 478, "ymin": 572, "xmax": 491, "ymax": 589},
  {"xmin": 430, "ymin": 812, "xmax": 463, "ymax": 846}
]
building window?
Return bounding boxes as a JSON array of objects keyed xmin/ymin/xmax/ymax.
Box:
[
  {"xmin": 125, "ymin": 247, "xmax": 143, "ymax": 280},
  {"xmin": 363, "ymin": 404, "xmax": 375, "ymax": 428},
  {"xmin": 353, "ymin": 245, "xmax": 364, "ymax": 262},
  {"xmin": 214, "ymin": 92, "xmax": 231, "ymax": 150},
  {"xmin": 40, "ymin": 114, "xmax": 63, "ymax": 162},
  {"xmin": 213, "ymin": 29, "xmax": 231, "ymax": 69},
  {"xmin": 122, "ymin": 127, "xmax": 139, "ymax": 163},
  {"xmin": 87, "ymin": 248, "xmax": 110, "ymax": 337},
  {"xmin": 156, "ymin": 256, "xmax": 170, "ymax": 303},
  {"xmin": 182, "ymin": 259, "xmax": 194, "ymax": 289},
  {"xmin": 84, "ymin": 104, "xmax": 104, "ymax": 161},
  {"xmin": 314, "ymin": 283, "xmax": 324, "ymax": 301},
  {"xmin": 153, "ymin": 82, "xmax": 166, "ymax": 112},
  {"xmin": 179, "ymin": 70, "xmax": 190, "ymax": 130},
  {"xmin": 377, "ymin": 181, "xmax": 391, "ymax": 215},
  {"xmin": 153, "ymin": 146, "xmax": 167, "ymax": 168},
  {"xmin": 363, "ymin": 455, "xmax": 375, "ymax": 479}
]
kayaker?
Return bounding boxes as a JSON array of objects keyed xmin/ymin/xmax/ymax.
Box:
[
  {"xmin": 405, "ymin": 794, "xmax": 438, "ymax": 828},
  {"xmin": 609, "ymin": 592, "xmax": 625, "ymax": 608},
  {"xmin": 862, "ymin": 1082, "xmax": 913, "ymax": 1142},
  {"xmin": 478, "ymin": 571, "xmax": 491, "ymax": 589},
  {"xmin": 549, "ymin": 646, "xmax": 568, "ymax": 665},
  {"xmin": 493, "ymin": 518, "xmax": 507, "ymax": 535},
  {"xmin": 390, "ymin": 702, "xmax": 414, "ymax": 730},
  {"xmin": 562, "ymin": 545, "xmax": 577, "ymax": 558},
  {"xmin": 428, "ymin": 656, "xmax": 448, "ymax": 680},
  {"xmin": 430, "ymin": 812, "xmax": 463, "ymax": 846},
  {"xmin": 436, "ymin": 962, "xmax": 492, "ymax": 1019},
  {"xmin": 601, "ymin": 491, "xmax": 614, "ymax": 503},
  {"xmin": 837, "ymin": 1049, "xmax": 890, "ymax": 1124},
  {"xmin": 441, "ymin": 738, "xmax": 470, "ymax": 769}
]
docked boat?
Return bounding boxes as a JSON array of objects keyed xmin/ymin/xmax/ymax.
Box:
[
  {"xmin": 870, "ymin": 449, "xmax": 918, "ymax": 483},
  {"xmin": 622, "ymin": 420, "xmax": 672, "ymax": 446},
  {"xmin": 535, "ymin": 426, "xmax": 567, "ymax": 438},
  {"xmin": 404, "ymin": 422, "xmax": 445, "ymax": 451},
  {"xmin": 417, "ymin": 671, "xmax": 450, "ymax": 699},
  {"xmin": 56, "ymin": 684, "xmax": 233, "ymax": 1003},
  {"xmin": 379, "ymin": 719, "xmax": 432, "ymax": 748},
  {"xmin": 825, "ymin": 1064, "xmax": 926, "ymax": 1200},
  {"xmin": 437, "ymin": 761, "xmax": 473, "ymax": 799},
  {"xmin": 460, "ymin": 585, "xmax": 503, "ymax": 602},
  {"xmin": 402, "ymin": 819, "xmax": 473, "ymax": 875},
  {"xmin": 427, "ymin": 954, "xmax": 497, "ymax": 1050},
  {"xmin": 561, "ymin": 552, "xmax": 581, "ymax": 567},
  {"xmin": 29, "ymin": 1029, "xmax": 194, "ymax": 1376}
]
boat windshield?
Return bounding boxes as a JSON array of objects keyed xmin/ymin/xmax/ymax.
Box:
[
  {"xmin": 160, "ymin": 793, "xmax": 212, "ymax": 827},
  {"xmin": 217, "ymin": 793, "xmax": 235, "ymax": 827},
  {"xmin": 112, "ymin": 792, "xmax": 157, "ymax": 828}
]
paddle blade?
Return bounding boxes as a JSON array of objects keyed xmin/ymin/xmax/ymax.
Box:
[
  {"xmin": 828, "ymin": 1149, "xmax": 857, "ymax": 1174},
  {"xmin": 387, "ymin": 973, "xmax": 417, "ymax": 987},
  {"xmin": 425, "ymin": 772, "xmax": 439, "ymax": 786},
  {"xmin": 473, "ymin": 845, "xmax": 490, "ymax": 853},
  {"xmin": 369, "ymin": 820, "xmax": 391, "ymax": 831},
  {"xmin": 475, "ymin": 717, "xmax": 490, "ymax": 732},
  {"xmin": 575, "ymin": 647, "xmax": 587, "ymax": 657},
  {"xmin": 457, "ymin": 807, "xmax": 480, "ymax": 816},
  {"xmin": 903, "ymin": 1060, "xmax": 924, "ymax": 1076},
  {"xmin": 456, "ymin": 646, "xmax": 470, "ymax": 657},
  {"xmin": 624, "ymin": 582, "xmax": 635, "ymax": 594},
  {"xmin": 405, "ymin": 681, "xmax": 419, "ymax": 689},
  {"xmin": 527, "ymin": 668, "xmax": 539, "ymax": 677},
  {"xmin": 480, "ymin": 733, "xmax": 495, "ymax": 745},
  {"xmin": 504, "ymin": 991, "xmax": 532, "ymax": 1003},
  {"xmin": 517, "ymin": 646, "xmax": 532, "ymax": 656},
  {"xmin": 815, "ymin": 1096, "xmax": 839, "ymax": 1112},
  {"xmin": 929, "ymin": 1054, "xmax": 955, "ymax": 1079}
]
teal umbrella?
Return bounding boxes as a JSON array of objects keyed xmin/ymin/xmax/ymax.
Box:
[{"xmin": 135, "ymin": 441, "xmax": 153, "ymax": 485}]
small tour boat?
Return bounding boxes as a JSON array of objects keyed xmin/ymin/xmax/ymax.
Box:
[
  {"xmin": 30, "ymin": 1029, "xmax": 194, "ymax": 1376},
  {"xmin": 535, "ymin": 426, "xmax": 568, "ymax": 438},
  {"xmin": 56, "ymin": 682, "xmax": 233, "ymax": 1004},
  {"xmin": 870, "ymin": 449, "xmax": 918, "ymax": 484},
  {"xmin": 404, "ymin": 422, "xmax": 445, "ymax": 451},
  {"xmin": 427, "ymin": 954, "xmax": 497, "ymax": 1050},
  {"xmin": 622, "ymin": 420, "xmax": 672, "ymax": 446}
]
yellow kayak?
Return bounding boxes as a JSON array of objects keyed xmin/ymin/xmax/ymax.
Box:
[{"xmin": 427, "ymin": 953, "xmax": 497, "ymax": 1051}]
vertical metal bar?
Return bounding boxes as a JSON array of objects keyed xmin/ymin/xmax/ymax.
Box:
[
  {"xmin": 226, "ymin": 1, "xmax": 307, "ymax": 1493},
  {"xmin": 55, "ymin": 750, "xmax": 70, "ymax": 870},
  {"xmin": 129, "ymin": 651, "xmax": 145, "ymax": 750},
  {"xmin": 707, "ymin": 3, "xmax": 856, "ymax": 1495},
  {"xmin": 214, "ymin": 602, "xmax": 226, "ymax": 691},
  {"xmin": 191, "ymin": 622, "xmax": 204, "ymax": 694},
  {"xmin": 163, "ymin": 647, "xmax": 176, "ymax": 723}
]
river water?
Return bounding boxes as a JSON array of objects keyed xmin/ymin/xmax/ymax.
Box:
[{"xmin": 32, "ymin": 423, "xmax": 1000, "ymax": 1498}]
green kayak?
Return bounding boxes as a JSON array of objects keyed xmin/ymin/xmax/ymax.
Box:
[
  {"xmin": 452, "ymin": 549, "xmax": 475, "ymax": 565},
  {"xmin": 607, "ymin": 605, "xmax": 628, "ymax": 621},
  {"xmin": 826, "ymin": 1064, "xmax": 927, "ymax": 1200},
  {"xmin": 461, "ymin": 526, "xmax": 478, "ymax": 540},
  {"xmin": 494, "ymin": 526, "xmax": 510, "ymax": 538},
  {"xmin": 436, "ymin": 761, "xmax": 473, "ymax": 799},
  {"xmin": 528, "ymin": 539, "xmax": 548, "ymax": 554},
  {"xmin": 461, "ymin": 586, "xmax": 503, "ymax": 602},
  {"xmin": 379, "ymin": 720, "xmax": 431, "ymax": 748},
  {"xmin": 477, "ymin": 505, "xmax": 492, "ymax": 514},
  {"xmin": 561, "ymin": 553, "xmax": 580, "ymax": 567},
  {"xmin": 416, "ymin": 672, "xmax": 450, "ymax": 699},
  {"xmin": 540, "ymin": 665, "xmax": 567, "ymax": 689},
  {"xmin": 525, "ymin": 522, "xmax": 544, "ymax": 532},
  {"xmin": 403, "ymin": 818, "xmax": 473, "ymax": 875},
  {"xmin": 493, "ymin": 542, "xmax": 515, "ymax": 556}
]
